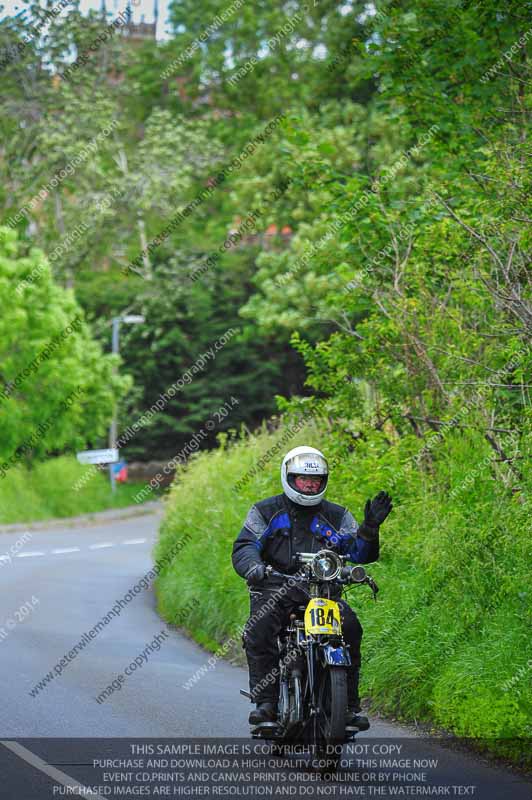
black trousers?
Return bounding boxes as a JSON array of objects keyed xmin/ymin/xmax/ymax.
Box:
[{"xmin": 242, "ymin": 583, "xmax": 363, "ymax": 707}]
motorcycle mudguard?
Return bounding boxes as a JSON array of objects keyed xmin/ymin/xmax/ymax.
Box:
[
  {"xmin": 321, "ymin": 643, "xmax": 351, "ymax": 667},
  {"xmin": 304, "ymin": 598, "xmax": 342, "ymax": 635}
]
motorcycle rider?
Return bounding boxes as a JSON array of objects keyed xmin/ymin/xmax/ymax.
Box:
[{"xmin": 232, "ymin": 445, "xmax": 393, "ymax": 729}]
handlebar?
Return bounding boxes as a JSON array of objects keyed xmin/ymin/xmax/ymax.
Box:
[
  {"xmin": 265, "ymin": 566, "xmax": 303, "ymax": 581},
  {"xmin": 264, "ymin": 564, "xmax": 378, "ymax": 594}
]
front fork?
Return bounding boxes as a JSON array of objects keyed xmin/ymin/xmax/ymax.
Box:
[{"xmin": 306, "ymin": 640, "xmax": 322, "ymax": 722}]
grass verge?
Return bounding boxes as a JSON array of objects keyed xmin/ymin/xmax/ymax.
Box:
[
  {"xmin": 0, "ymin": 455, "xmax": 155, "ymax": 523},
  {"xmin": 154, "ymin": 421, "xmax": 531, "ymax": 766}
]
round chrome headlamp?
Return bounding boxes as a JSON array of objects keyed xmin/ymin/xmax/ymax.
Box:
[{"xmin": 311, "ymin": 549, "xmax": 342, "ymax": 581}]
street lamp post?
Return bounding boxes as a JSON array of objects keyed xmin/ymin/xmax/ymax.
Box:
[{"xmin": 109, "ymin": 314, "xmax": 145, "ymax": 493}]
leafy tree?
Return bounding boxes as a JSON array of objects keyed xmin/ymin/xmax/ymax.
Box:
[
  {"xmin": 166, "ymin": 0, "xmax": 375, "ymax": 116},
  {"xmin": 0, "ymin": 226, "xmax": 128, "ymax": 464},
  {"xmin": 271, "ymin": 0, "xmax": 531, "ymax": 484},
  {"xmin": 115, "ymin": 254, "xmax": 306, "ymax": 460}
]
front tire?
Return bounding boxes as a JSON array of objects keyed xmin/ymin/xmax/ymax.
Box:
[{"xmin": 318, "ymin": 667, "xmax": 347, "ymax": 745}]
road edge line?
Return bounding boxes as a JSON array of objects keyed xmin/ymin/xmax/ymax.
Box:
[{"xmin": 0, "ymin": 739, "xmax": 106, "ymax": 799}]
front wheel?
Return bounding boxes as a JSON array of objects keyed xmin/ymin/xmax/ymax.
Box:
[{"xmin": 316, "ymin": 667, "xmax": 347, "ymax": 748}]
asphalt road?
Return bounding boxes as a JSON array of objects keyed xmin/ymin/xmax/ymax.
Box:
[{"xmin": 0, "ymin": 507, "xmax": 529, "ymax": 799}]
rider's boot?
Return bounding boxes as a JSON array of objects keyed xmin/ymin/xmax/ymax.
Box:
[
  {"xmin": 249, "ymin": 702, "xmax": 277, "ymax": 726},
  {"xmin": 345, "ymin": 705, "xmax": 370, "ymax": 731}
]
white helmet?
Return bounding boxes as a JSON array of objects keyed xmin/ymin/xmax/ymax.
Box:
[{"xmin": 281, "ymin": 445, "xmax": 329, "ymax": 507}]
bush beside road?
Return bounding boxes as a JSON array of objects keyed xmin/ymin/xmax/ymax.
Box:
[{"xmin": 154, "ymin": 421, "xmax": 531, "ymax": 766}]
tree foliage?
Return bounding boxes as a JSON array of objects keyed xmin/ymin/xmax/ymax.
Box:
[
  {"xmin": 1, "ymin": 0, "xmax": 530, "ymax": 472},
  {"xmin": 0, "ymin": 226, "xmax": 127, "ymax": 464}
]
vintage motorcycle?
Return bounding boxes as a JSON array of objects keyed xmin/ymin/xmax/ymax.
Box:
[{"xmin": 240, "ymin": 549, "xmax": 378, "ymax": 768}]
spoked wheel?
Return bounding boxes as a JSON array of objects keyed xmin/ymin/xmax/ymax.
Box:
[{"xmin": 313, "ymin": 667, "xmax": 347, "ymax": 774}]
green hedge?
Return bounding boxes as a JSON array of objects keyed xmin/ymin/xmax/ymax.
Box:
[
  {"xmin": 154, "ymin": 422, "xmax": 531, "ymax": 764},
  {"xmin": 0, "ymin": 455, "xmax": 150, "ymax": 523}
]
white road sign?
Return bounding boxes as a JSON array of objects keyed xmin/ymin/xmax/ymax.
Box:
[{"xmin": 76, "ymin": 449, "xmax": 119, "ymax": 465}]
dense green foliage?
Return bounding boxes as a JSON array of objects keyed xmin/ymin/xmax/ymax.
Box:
[
  {"xmin": 0, "ymin": 456, "xmax": 150, "ymax": 523},
  {"xmin": 0, "ymin": 226, "xmax": 126, "ymax": 466},
  {"xmin": 155, "ymin": 424, "xmax": 531, "ymax": 763},
  {"xmin": 1, "ymin": 2, "xmax": 313, "ymax": 459},
  {"xmin": 1, "ymin": 0, "xmax": 530, "ymax": 751},
  {"xmin": 3, "ymin": 0, "xmax": 529, "ymax": 463}
]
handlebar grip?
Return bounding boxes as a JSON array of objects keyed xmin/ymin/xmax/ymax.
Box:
[{"xmin": 265, "ymin": 566, "xmax": 298, "ymax": 580}]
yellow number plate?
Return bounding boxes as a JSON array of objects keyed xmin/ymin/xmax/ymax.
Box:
[{"xmin": 304, "ymin": 598, "xmax": 342, "ymax": 635}]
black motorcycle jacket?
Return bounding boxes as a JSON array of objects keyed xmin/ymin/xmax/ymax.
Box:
[{"xmin": 232, "ymin": 493, "xmax": 379, "ymax": 581}]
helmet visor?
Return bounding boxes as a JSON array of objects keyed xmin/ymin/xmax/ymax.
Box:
[{"xmin": 287, "ymin": 472, "xmax": 328, "ymax": 496}]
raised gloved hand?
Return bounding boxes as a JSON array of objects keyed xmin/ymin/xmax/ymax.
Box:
[
  {"xmin": 245, "ymin": 562, "xmax": 266, "ymax": 587},
  {"xmin": 364, "ymin": 491, "xmax": 393, "ymax": 527}
]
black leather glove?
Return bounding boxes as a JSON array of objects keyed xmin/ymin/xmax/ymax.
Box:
[
  {"xmin": 245, "ymin": 562, "xmax": 266, "ymax": 587},
  {"xmin": 364, "ymin": 491, "xmax": 393, "ymax": 527}
]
